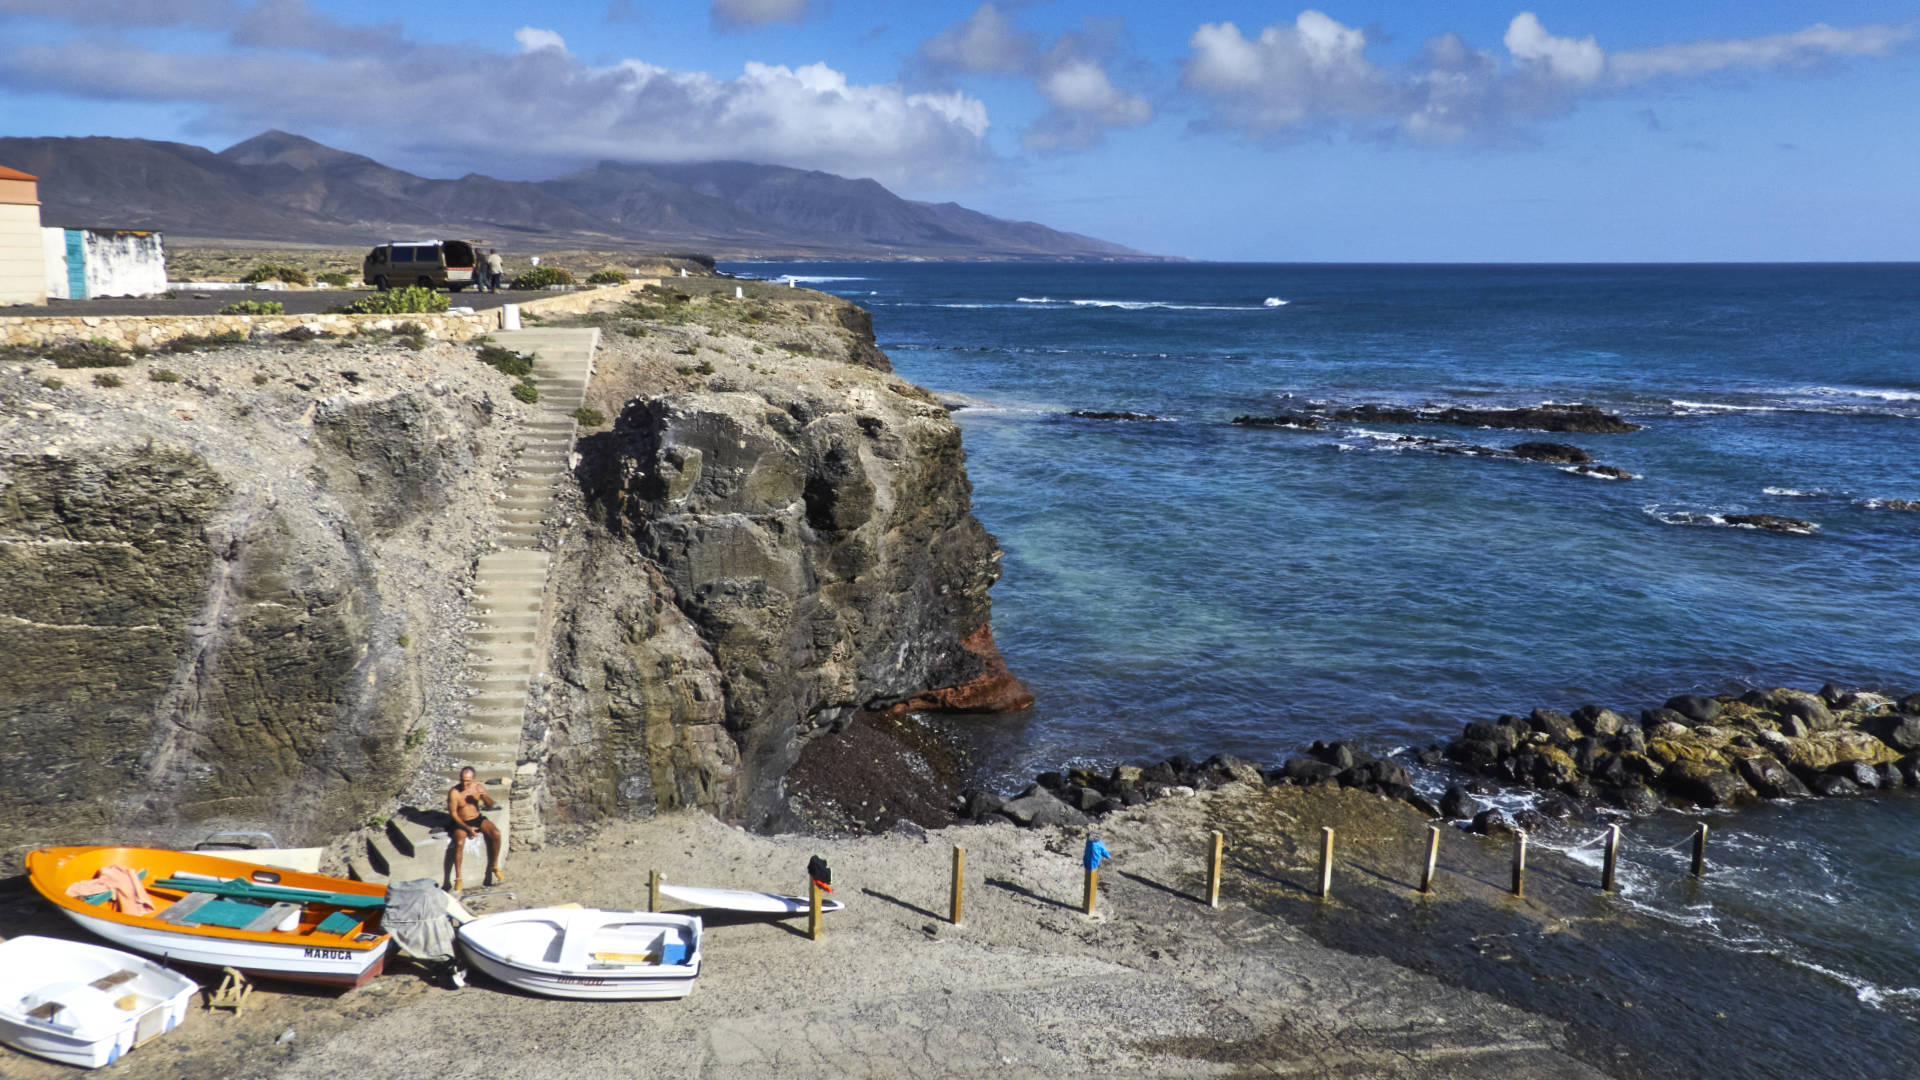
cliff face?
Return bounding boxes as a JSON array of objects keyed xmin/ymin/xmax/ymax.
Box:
[
  {"xmin": 0, "ymin": 341, "xmax": 531, "ymax": 870},
  {"xmin": 540, "ymin": 285, "xmax": 1026, "ymax": 832}
]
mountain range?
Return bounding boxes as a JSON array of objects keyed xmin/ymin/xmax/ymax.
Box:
[{"xmin": 0, "ymin": 130, "xmax": 1153, "ymax": 261}]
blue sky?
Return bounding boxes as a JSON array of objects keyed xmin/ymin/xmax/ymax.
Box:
[{"xmin": 0, "ymin": 0, "xmax": 1914, "ymax": 260}]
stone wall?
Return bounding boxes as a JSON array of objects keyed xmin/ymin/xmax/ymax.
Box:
[{"xmin": 0, "ymin": 279, "xmax": 658, "ymax": 349}]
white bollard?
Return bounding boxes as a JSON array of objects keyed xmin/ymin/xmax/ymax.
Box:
[
  {"xmin": 787, "ymin": 277, "xmax": 795, "ymax": 288},
  {"xmin": 735, "ymin": 286, "xmax": 744, "ymax": 299},
  {"xmin": 679, "ymin": 267, "xmax": 687, "ymax": 278},
  {"xmin": 502, "ymin": 303, "xmax": 521, "ymax": 330}
]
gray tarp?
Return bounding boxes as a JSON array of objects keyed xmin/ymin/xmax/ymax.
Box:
[{"xmin": 383, "ymin": 879, "xmax": 470, "ymax": 961}]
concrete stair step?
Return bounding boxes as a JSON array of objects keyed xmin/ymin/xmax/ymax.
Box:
[
  {"xmin": 496, "ymin": 537, "xmax": 546, "ymax": 550},
  {"xmin": 468, "ymin": 678, "xmax": 532, "ymax": 694},
  {"xmin": 347, "ymin": 851, "xmax": 381, "ymax": 883},
  {"xmin": 468, "ymin": 630, "xmax": 537, "ymax": 645},
  {"xmin": 473, "ymin": 613, "xmax": 540, "ymax": 628},
  {"xmin": 448, "ymin": 731, "xmax": 522, "ymax": 753}
]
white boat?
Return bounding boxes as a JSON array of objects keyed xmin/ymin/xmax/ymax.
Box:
[
  {"xmin": 657, "ymin": 883, "xmax": 844, "ymax": 915},
  {"xmin": 456, "ymin": 908, "xmax": 701, "ymax": 1000},
  {"xmin": 0, "ymin": 936, "xmax": 197, "ymax": 1069}
]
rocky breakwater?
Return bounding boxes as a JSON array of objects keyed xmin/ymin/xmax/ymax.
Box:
[
  {"xmin": 541, "ymin": 284, "xmax": 1029, "ymax": 834},
  {"xmin": 1436, "ymin": 684, "xmax": 1920, "ymax": 819},
  {"xmin": 0, "ymin": 333, "xmax": 540, "ymax": 870}
]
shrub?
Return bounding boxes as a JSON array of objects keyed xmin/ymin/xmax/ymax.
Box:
[
  {"xmin": 477, "ymin": 344, "xmax": 533, "ymax": 377},
  {"xmin": 92, "ymin": 373, "xmax": 124, "ymax": 388},
  {"xmin": 511, "ymin": 266, "xmax": 573, "ymax": 290},
  {"xmin": 148, "ymin": 368, "xmax": 182, "ymax": 383},
  {"xmin": 676, "ymin": 360, "xmax": 715, "ymax": 376},
  {"xmin": 241, "ymin": 264, "xmax": 309, "ymax": 286},
  {"xmin": 165, "ymin": 330, "xmax": 245, "ymax": 354},
  {"xmin": 219, "ymin": 300, "xmax": 284, "ymax": 315},
  {"xmin": 571, "ymin": 406, "xmax": 606, "ymax": 427},
  {"xmin": 279, "ymin": 325, "xmax": 324, "ymax": 342},
  {"xmin": 41, "ymin": 377, "xmax": 63, "ymax": 390},
  {"xmin": 333, "ymin": 287, "xmax": 448, "ymax": 315},
  {"xmin": 511, "ymin": 380, "xmax": 540, "ymax": 404},
  {"xmin": 395, "ymin": 323, "xmax": 430, "ymax": 351},
  {"xmin": 316, "ymin": 271, "xmax": 352, "ymax": 287},
  {"xmin": 587, "ymin": 268, "xmax": 628, "ymax": 285},
  {"xmin": 48, "ymin": 340, "xmax": 132, "ymax": 368},
  {"xmin": 253, "ymin": 372, "xmax": 271, "ymax": 385}
]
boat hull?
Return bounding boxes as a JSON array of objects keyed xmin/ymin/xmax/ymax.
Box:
[
  {"xmin": 27, "ymin": 847, "xmax": 391, "ymax": 989},
  {"xmin": 54, "ymin": 908, "xmax": 387, "ymax": 988},
  {"xmin": 457, "ymin": 908, "xmax": 701, "ymax": 1001},
  {"xmin": 0, "ymin": 936, "xmax": 197, "ymax": 1069}
]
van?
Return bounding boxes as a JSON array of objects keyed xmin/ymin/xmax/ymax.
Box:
[{"xmin": 362, "ymin": 240, "xmax": 479, "ymax": 292}]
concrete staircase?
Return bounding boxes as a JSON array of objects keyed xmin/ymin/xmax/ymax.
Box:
[{"xmin": 349, "ymin": 328, "xmax": 599, "ymax": 886}]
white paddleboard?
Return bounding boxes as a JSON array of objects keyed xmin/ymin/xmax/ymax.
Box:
[{"xmin": 657, "ymin": 884, "xmax": 844, "ymax": 915}]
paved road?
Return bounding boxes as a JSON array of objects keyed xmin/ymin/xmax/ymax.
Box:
[{"xmin": 0, "ymin": 287, "xmax": 545, "ymax": 318}]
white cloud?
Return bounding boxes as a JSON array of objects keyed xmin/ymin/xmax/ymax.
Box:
[
  {"xmin": 919, "ymin": 3, "xmax": 1034, "ymax": 75},
  {"xmin": 0, "ymin": 12, "xmax": 991, "ymax": 187},
  {"xmin": 1180, "ymin": 9, "xmax": 1912, "ymax": 145},
  {"xmin": 918, "ymin": 4, "xmax": 1153, "ymax": 153},
  {"xmin": 711, "ymin": 0, "xmax": 814, "ymax": 30},
  {"xmin": 1503, "ymin": 13, "xmax": 1603, "ymax": 84},
  {"xmin": 1611, "ymin": 22, "xmax": 1908, "ymax": 83},
  {"xmin": 513, "ymin": 27, "xmax": 566, "ymax": 54}
]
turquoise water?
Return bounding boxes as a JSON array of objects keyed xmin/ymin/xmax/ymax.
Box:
[{"xmin": 728, "ymin": 261, "xmax": 1920, "ymax": 1038}]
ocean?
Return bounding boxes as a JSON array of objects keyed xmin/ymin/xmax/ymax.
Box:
[{"xmin": 725, "ymin": 261, "xmax": 1920, "ymax": 1054}]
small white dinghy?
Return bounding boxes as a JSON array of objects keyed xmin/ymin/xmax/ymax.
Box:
[
  {"xmin": 456, "ymin": 909, "xmax": 701, "ymax": 1000},
  {"xmin": 0, "ymin": 936, "xmax": 197, "ymax": 1069}
]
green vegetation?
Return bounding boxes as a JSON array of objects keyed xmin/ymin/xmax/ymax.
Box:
[
  {"xmin": 332, "ymin": 286, "xmax": 448, "ymax": 315},
  {"xmin": 511, "ymin": 266, "xmax": 573, "ymax": 290},
  {"xmin": 395, "ymin": 323, "xmax": 430, "ymax": 351},
  {"xmin": 41, "ymin": 340, "xmax": 132, "ymax": 369},
  {"xmin": 92, "ymin": 373, "xmax": 124, "ymax": 388},
  {"xmin": 587, "ymin": 268, "xmax": 628, "ymax": 285},
  {"xmin": 40, "ymin": 377, "xmax": 63, "ymax": 390},
  {"xmin": 477, "ymin": 344, "xmax": 533, "ymax": 377},
  {"xmin": 241, "ymin": 264, "xmax": 309, "ymax": 286},
  {"xmin": 148, "ymin": 368, "xmax": 182, "ymax": 383},
  {"xmin": 511, "ymin": 380, "xmax": 540, "ymax": 404},
  {"xmin": 219, "ymin": 300, "xmax": 285, "ymax": 315},
  {"xmin": 316, "ymin": 271, "xmax": 353, "ymax": 288},
  {"xmin": 279, "ymin": 325, "xmax": 324, "ymax": 342},
  {"xmin": 253, "ymin": 372, "xmax": 272, "ymax": 385},
  {"xmin": 676, "ymin": 360, "xmax": 715, "ymax": 377},
  {"xmin": 164, "ymin": 330, "xmax": 245, "ymax": 354},
  {"xmin": 571, "ymin": 406, "xmax": 607, "ymax": 427}
]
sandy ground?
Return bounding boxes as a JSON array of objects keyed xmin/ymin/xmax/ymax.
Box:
[{"xmin": 0, "ymin": 787, "xmax": 1612, "ymax": 1080}]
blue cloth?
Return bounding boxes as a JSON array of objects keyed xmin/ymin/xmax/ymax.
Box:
[{"xmin": 1083, "ymin": 839, "xmax": 1111, "ymax": 871}]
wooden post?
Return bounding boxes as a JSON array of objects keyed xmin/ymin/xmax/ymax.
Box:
[
  {"xmin": 648, "ymin": 869, "xmax": 660, "ymax": 913},
  {"xmin": 1601, "ymin": 824, "xmax": 1620, "ymax": 893},
  {"xmin": 1511, "ymin": 832, "xmax": 1527, "ymax": 898},
  {"xmin": 1318, "ymin": 827, "xmax": 1334, "ymax": 902},
  {"xmin": 950, "ymin": 845, "xmax": 965, "ymax": 925},
  {"xmin": 1419, "ymin": 825, "xmax": 1440, "ymax": 894},
  {"xmin": 1691, "ymin": 823, "xmax": 1708, "ymax": 878},
  {"xmin": 809, "ymin": 880, "xmax": 824, "ymax": 941},
  {"xmin": 1206, "ymin": 831, "xmax": 1224, "ymax": 908},
  {"xmin": 1083, "ymin": 866, "xmax": 1099, "ymax": 916}
]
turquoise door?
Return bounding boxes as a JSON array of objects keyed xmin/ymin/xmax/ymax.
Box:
[{"xmin": 64, "ymin": 230, "xmax": 86, "ymax": 299}]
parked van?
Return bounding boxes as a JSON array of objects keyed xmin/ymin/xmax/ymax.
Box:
[{"xmin": 362, "ymin": 240, "xmax": 479, "ymax": 292}]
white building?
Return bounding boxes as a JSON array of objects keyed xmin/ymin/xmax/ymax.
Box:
[
  {"xmin": 42, "ymin": 227, "xmax": 167, "ymax": 299},
  {"xmin": 0, "ymin": 165, "xmax": 46, "ymax": 306}
]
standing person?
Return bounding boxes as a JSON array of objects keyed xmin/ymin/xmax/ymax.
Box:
[
  {"xmin": 447, "ymin": 765, "xmax": 503, "ymax": 891},
  {"xmin": 470, "ymin": 245, "xmax": 489, "ymax": 292},
  {"xmin": 487, "ymin": 249, "xmax": 505, "ymax": 293}
]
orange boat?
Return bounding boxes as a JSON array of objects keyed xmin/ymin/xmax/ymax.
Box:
[{"xmin": 26, "ymin": 847, "xmax": 391, "ymax": 988}]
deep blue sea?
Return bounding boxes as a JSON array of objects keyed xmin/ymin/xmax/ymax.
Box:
[{"xmin": 727, "ymin": 261, "xmax": 1920, "ymax": 1038}]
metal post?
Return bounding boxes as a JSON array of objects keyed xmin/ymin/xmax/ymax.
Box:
[
  {"xmin": 1083, "ymin": 867, "xmax": 1099, "ymax": 916},
  {"xmin": 1601, "ymin": 824, "xmax": 1620, "ymax": 893},
  {"xmin": 809, "ymin": 880, "xmax": 823, "ymax": 941},
  {"xmin": 1512, "ymin": 832, "xmax": 1527, "ymax": 898},
  {"xmin": 649, "ymin": 869, "xmax": 660, "ymax": 913},
  {"xmin": 1691, "ymin": 823, "xmax": 1708, "ymax": 878}
]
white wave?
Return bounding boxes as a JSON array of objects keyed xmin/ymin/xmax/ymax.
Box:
[
  {"xmin": 1263, "ymin": 297, "xmax": 1288, "ymax": 307},
  {"xmin": 1859, "ymin": 497, "xmax": 1920, "ymax": 510},
  {"xmin": 1561, "ymin": 465, "xmax": 1639, "ymax": 480},
  {"xmin": 1013, "ymin": 295, "xmax": 1284, "ymax": 311},
  {"xmin": 1763, "ymin": 486, "xmax": 1827, "ymax": 498},
  {"xmin": 1643, "ymin": 505, "xmax": 1819, "ymax": 534},
  {"xmin": 1669, "ymin": 399, "xmax": 1781, "ymax": 414},
  {"xmin": 1796, "ymin": 384, "xmax": 1920, "ymax": 403},
  {"xmin": 780, "ymin": 275, "xmax": 868, "ymax": 283}
]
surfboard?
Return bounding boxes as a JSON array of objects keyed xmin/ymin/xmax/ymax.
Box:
[{"xmin": 656, "ymin": 884, "xmax": 844, "ymax": 915}]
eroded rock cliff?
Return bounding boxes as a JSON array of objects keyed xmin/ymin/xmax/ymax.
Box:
[
  {"xmin": 538, "ymin": 284, "xmax": 1027, "ymax": 832},
  {"xmin": 0, "ymin": 339, "xmax": 532, "ymax": 869}
]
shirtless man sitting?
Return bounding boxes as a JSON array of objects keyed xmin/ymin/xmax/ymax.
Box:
[{"xmin": 447, "ymin": 766, "xmax": 503, "ymax": 891}]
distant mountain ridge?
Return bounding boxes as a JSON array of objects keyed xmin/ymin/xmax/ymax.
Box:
[{"xmin": 0, "ymin": 130, "xmax": 1155, "ymax": 260}]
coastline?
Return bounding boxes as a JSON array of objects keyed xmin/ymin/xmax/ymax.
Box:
[{"xmin": 7, "ymin": 783, "xmax": 1912, "ymax": 1079}]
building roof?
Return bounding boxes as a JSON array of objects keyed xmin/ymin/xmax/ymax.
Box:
[{"xmin": 0, "ymin": 165, "xmax": 37, "ymax": 181}]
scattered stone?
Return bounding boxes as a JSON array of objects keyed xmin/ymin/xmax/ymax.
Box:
[
  {"xmin": 1327, "ymin": 402, "xmax": 1641, "ymax": 433},
  {"xmin": 1231, "ymin": 414, "xmax": 1323, "ymax": 430},
  {"xmin": 1509, "ymin": 442, "xmax": 1591, "ymax": 464},
  {"xmin": 1664, "ymin": 696, "xmax": 1720, "ymax": 725},
  {"xmin": 1069, "ymin": 410, "xmax": 1160, "ymax": 421},
  {"xmin": 1723, "ymin": 513, "xmax": 1817, "ymax": 535},
  {"xmin": 1469, "ymin": 809, "xmax": 1515, "ymax": 838}
]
